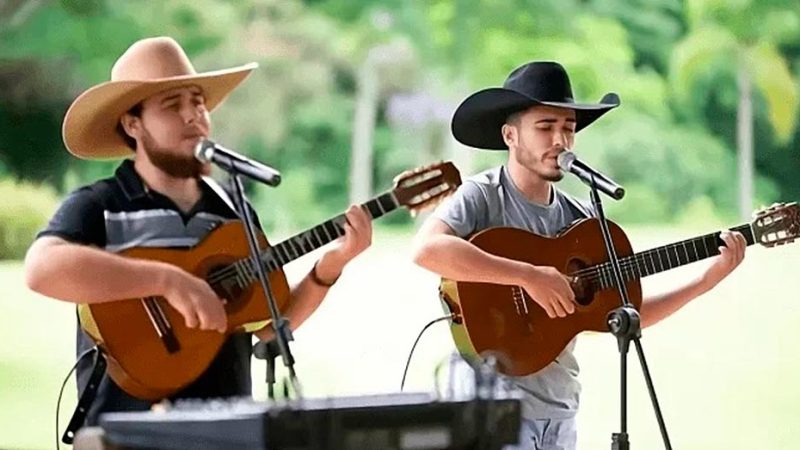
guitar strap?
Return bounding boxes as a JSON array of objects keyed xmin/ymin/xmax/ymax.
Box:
[{"xmin": 62, "ymin": 346, "xmax": 107, "ymax": 444}]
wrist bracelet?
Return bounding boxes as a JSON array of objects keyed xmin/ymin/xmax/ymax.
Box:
[{"xmin": 311, "ymin": 261, "xmax": 339, "ymax": 287}]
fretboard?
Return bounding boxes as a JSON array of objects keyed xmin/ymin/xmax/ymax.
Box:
[
  {"xmin": 205, "ymin": 191, "xmax": 400, "ymax": 293},
  {"xmin": 582, "ymin": 224, "xmax": 755, "ymax": 290},
  {"xmin": 259, "ymin": 191, "xmax": 399, "ymax": 270}
]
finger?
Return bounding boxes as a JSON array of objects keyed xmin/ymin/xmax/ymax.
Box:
[
  {"xmin": 549, "ymin": 297, "xmax": 568, "ymax": 318},
  {"xmin": 343, "ymin": 220, "xmax": 355, "ymax": 240},
  {"xmin": 718, "ymin": 245, "xmax": 730, "ymax": 258},
  {"xmin": 347, "ymin": 206, "xmax": 371, "ymax": 233},
  {"xmin": 215, "ymin": 303, "xmax": 228, "ymax": 333},
  {"xmin": 720, "ymin": 231, "xmax": 735, "ymax": 249},
  {"xmin": 559, "ymin": 293, "xmax": 576, "ymax": 315},
  {"xmin": 195, "ymin": 307, "xmax": 213, "ymax": 331},
  {"xmin": 537, "ymin": 298, "xmax": 556, "ymax": 319},
  {"xmin": 725, "ymin": 230, "xmax": 744, "ymax": 262},
  {"xmin": 734, "ymin": 232, "xmax": 747, "ymax": 261},
  {"xmin": 178, "ymin": 303, "xmax": 199, "ymax": 329}
]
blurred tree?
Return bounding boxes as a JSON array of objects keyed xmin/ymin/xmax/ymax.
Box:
[
  {"xmin": 587, "ymin": 0, "xmax": 686, "ymax": 74},
  {"xmin": 670, "ymin": 0, "xmax": 800, "ymax": 219},
  {"xmin": 0, "ymin": 0, "xmax": 235, "ymax": 188}
]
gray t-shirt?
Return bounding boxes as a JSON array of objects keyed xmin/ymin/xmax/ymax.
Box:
[{"xmin": 433, "ymin": 165, "xmax": 593, "ymax": 419}]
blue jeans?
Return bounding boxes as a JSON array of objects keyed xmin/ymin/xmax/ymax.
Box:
[{"xmin": 505, "ymin": 417, "xmax": 577, "ymax": 450}]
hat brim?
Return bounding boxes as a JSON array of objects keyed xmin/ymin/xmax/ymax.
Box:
[
  {"xmin": 62, "ymin": 63, "xmax": 258, "ymax": 159},
  {"xmin": 451, "ymin": 88, "xmax": 620, "ymax": 150}
]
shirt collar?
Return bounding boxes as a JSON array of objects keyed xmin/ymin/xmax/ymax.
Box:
[{"xmin": 114, "ymin": 159, "xmax": 149, "ymax": 201}]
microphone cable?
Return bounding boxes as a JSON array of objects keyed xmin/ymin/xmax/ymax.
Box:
[{"xmin": 400, "ymin": 314, "xmax": 454, "ymax": 391}]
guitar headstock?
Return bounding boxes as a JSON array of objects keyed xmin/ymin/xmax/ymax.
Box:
[
  {"xmin": 392, "ymin": 161, "xmax": 462, "ymax": 216},
  {"xmin": 752, "ymin": 202, "xmax": 800, "ymax": 247}
]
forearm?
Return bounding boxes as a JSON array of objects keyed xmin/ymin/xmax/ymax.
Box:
[
  {"xmin": 640, "ymin": 275, "xmax": 712, "ymax": 328},
  {"xmin": 413, "ymin": 234, "xmax": 529, "ymax": 285},
  {"xmin": 254, "ymin": 252, "xmax": 343, "ymax": 342},
  {"xmin": 24, "ymin": 238, "xmax": 174, "ymax": 304}
]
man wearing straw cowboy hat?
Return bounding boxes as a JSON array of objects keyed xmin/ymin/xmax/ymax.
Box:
[
  {"xmin": 412, "ymin": 62, "xmax": 746, "ymax": 449},
  {"xmin": 24, "ymin": 37, "xmax": 372, "ymax": 425}
]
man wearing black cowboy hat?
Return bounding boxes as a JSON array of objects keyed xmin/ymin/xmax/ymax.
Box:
[{"xmin": 412, "ymin": 61, "xmax": 746, "ymax": 449}]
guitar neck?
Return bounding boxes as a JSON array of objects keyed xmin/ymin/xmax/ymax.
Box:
[
  {"xmin": 258, "ymin": 191, "xmax": 399, "ymax": 272},
  {"xmin": 589, "ymin": 223, "xmax": 755, "ymax": 288}
]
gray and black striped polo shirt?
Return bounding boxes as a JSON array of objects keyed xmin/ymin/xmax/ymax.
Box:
[{"xmin": 38, "ymin": 159, "xmax": 256, "ymax": 425}]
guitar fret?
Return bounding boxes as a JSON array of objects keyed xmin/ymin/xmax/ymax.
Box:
[
  {"xmin": 705, "ymin": 234, "xmax": 719, "ymax": 256},
  {"xmin": 633, "ymin": 258, "xmax": 643, "ymax": 278},
  {"xmin": 309, "ymin": 228, "xmax": 323, "ymax": 247},
  {"xmin": 235, "ymin": 261, "xmax": 246, "ymax": 287},
  {"xmin": 667, "ymin": 245, "xmax": 677, "ymax": 268},
  {"xmin": 656, "ymin": 247, "xmax": 669, "ymax": 271},
  {"xmin": 287, "ymin": 240, "xmax": 300, "ymax": 259},
  {"xmin": 324, "ymin": 221, "xmax": 339, "ymax": 240},
  {"xmin": 679, "ymin": 241, "xmax": 689, "ymax": 264},
  {"xmin": 276, "ymin": 244, "xmax": 290, "ymax": 265},
  {"xmin": 692, "ymin": 238, "xmax": 709, "ymax": 259},
  {"xmin": 375, "ymin": 196, "xmax": 387, "ymax": 216},
  {"xmin": 333, "ymin": 218, "xmax": 345, "ymax": 235},
  {"xmin": 601, "ymin": 264, "xmax": 611, "ymax": 289},
  {"xmin": 595, "ymin": 267, "xmax": 605, "ymax": 290},
  {"xmin": 366, "ymin": 200, "xmax": 383, "ymax": 219},
  {"xmin": 245, "ymin": 259, "xmax": 256, "ymax": 282},
  {"xmin": 295, "ymin": 234, "xmax": 310, "ymax": 254},
  {"xmin": 700, "ymin": 235, "xmax": 710, "ymax": 257},
  {"xmin": 377, "ymin": 194, "xmax": 395, "ymax": 216}
]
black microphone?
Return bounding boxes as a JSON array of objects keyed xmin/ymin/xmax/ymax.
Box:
[
  {"xmin": 195, "ymin": 139, "xmax": 281, "ymax": 187},
  {"xmin": 557, "ymin": 150, "xmax": 625, "ymax": 200}
]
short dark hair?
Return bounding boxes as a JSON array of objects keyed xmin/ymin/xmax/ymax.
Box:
[
  {"xmin": 505, "ymin": 109, "xmax": 524, "ymax": 127},
  {"xmin": 116, "ymin": 102, "xmax": 143, "ymax": 151}
]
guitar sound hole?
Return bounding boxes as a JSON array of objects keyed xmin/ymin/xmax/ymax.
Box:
[
  {"xmin": 566, "ymin": 258, "xmax": 596, "ymax": 307},
  {"xmin": 206, "ymin": 265, "xmax": 245, "ymax": 308}
]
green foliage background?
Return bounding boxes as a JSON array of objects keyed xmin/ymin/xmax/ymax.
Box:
[
  {"xmin": 1, "ymin": 2, "xmax": 800, "ymax": 449},
  {"xmin": 1, "ymin": 0, "xmax": 798, "ymax": 246}
]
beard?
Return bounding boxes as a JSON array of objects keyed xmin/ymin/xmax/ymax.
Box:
[
  {"xmin": 540, "ymin": 170, "xmax": 564, "ymax": 182},
  {"xmin": 140, "ymin": 129, "xmax": 208, "ymax": 178}
]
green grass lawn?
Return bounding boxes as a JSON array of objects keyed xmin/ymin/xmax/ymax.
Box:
[{"xmin": 1, "ymin": 226, "xmax": 799, "ymax": 449}]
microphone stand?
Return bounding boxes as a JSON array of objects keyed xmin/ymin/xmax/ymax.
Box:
[
  {"xmin": 585, "ymin": 174, "xmax": 672, "ymax": 450},
  {"xmin": 223, "ymin": 159, "xmax": 303, "ymax": 401}
]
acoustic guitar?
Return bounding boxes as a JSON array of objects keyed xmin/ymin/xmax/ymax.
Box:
[
  {"xmin": 80, "ymin": 162, "xmax": 461, "ymax": 400},
  {"xmin": 439, "ymin": 202, "xmax": 799, "ymax": 377}
]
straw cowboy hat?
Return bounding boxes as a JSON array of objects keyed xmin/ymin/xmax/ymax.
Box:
[
  {"xmin": 62, "ymin": 36, "xmax": 257, "ymax": 159},
  {"xmin": 451, "ymin": 61, "xmax": 620, "ymax": 150}
]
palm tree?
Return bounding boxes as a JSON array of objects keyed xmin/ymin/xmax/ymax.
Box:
[{"xmin": 670, "ymin": 0, "xmax": 799, "ymax": 220}]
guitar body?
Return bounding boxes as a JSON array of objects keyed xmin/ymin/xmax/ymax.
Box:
[
  {"xmin": 79, "ymin": 221, "xmax": 290, "ymax": 400},
  {"xmin": 439, "ymin": 219, "xmax": 642, "ymax": 377}
]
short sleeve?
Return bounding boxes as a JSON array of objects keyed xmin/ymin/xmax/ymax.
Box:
[
  {"xmin": 432, "ymin": 181, "xmax": 488, "ymax": 238},
  {"xmin": 36, "ymin": 186, "xmax": 106, "ymax": 247}
]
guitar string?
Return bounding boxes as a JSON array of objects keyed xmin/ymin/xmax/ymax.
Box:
[
  {"xmin": 205, "ymin": 225, "xmax": 338, "ymax": 286},
  {"xmin": 203, "ymin": 189, "xmax": 430, "ymax": 287},
  {"xmin": 569, "ymin": 236, "xmax": 724, "ymax": 279},
  {"xmin": 203, "ymin": 207, "xmax": 365, "ymax": 286}
]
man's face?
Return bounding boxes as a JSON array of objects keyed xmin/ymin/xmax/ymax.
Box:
[
  {"xmin": 502, "ymin": 105, "xmax": 576, "ymax": 182},
  {"xmin": 126, "ymin": 85, "xmax": 211, "ymax": 178}
]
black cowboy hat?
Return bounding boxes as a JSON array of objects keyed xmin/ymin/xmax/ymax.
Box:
[{"xmin": 451, "ymin": 61, "xmax": 620, "ymax": 150}]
